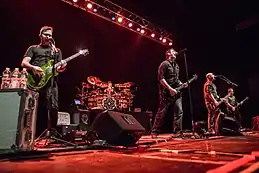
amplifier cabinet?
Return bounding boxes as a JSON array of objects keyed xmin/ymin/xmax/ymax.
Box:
[{"xmin": 0, "ymin": 89, "xmax": 39, "ymax": 152}]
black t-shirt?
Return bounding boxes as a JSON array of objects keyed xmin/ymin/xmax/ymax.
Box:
[
  {"xmin": 24, "ymin": 44, "xmax": 62, "ymax": 67},
  {"xmin": 157, "ymin": 60, "xmax": 181, "ymax": 90},
  {"xmin": 24, "ymin": 44, "xmax": 62, "ymax": 88}
]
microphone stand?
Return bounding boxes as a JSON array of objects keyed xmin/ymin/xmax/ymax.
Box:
[
  {"xmin": 217, "ymin": 75, "xmax": 238, "ymax": 87},
  {"xmin": 180, "ymin": 49, "xmax": 198, "ymax": 138},
  {"xmin": 35, "ymin": 40, "xmax": 77, "ymax": 147}
]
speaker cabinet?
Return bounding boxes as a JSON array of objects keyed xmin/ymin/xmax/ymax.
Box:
[
  {"xmin": 216, "ymin": 114, "xmax": 242, "ymax": 136},
  {"xmin": 0, "ymin": 89, "xmax": 39, "ymax": 152},
  {"xmin": 91, "ymin": 111, "xmax": 145, "ymax": 146}
]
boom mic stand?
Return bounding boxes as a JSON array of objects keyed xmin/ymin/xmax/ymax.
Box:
[
  {"xmin": 217, "ymin": 75, "xmax": 238, "ymax": 87},
  {"xmin": 35, "ymin": 39, "xmax": 76, "ymax": 148}
]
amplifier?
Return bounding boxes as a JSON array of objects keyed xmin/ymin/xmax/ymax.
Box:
[{"xmin": 0, "ymin": 89, "xmax": 39, "ymax": 152}]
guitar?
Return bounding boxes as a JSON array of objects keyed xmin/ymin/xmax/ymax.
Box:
[
  {"xmin": 228, "ymin": 96, "xmax": 249, "ymax": 113},
  {"xmin": 27, "ymin": 49, "xmax": 89, "ymax": 90},
  {"xmin": 211, "ymin": 94, "xmax": 230, "ymax": 111},
  {"xmin": 163, "ymin": 74, "xmax": 198, "ymax": 102}
]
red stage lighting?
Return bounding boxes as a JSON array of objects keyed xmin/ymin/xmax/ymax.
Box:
[
  {"xmin": 169, "ymin": 42, "xmax": 173, "ymax": 46},
  {"xmin": 162, "ymin": 38, "xmax": 167, "ymax": 43},
  {"xmin": 128, "ymin": 23, "xmax": 133, "ymax": 27},
  {"xmin": 72, "ymin": 0, "xmax": 78, "ymax": 2},
  {"xmin": 117, "ymin": 17, "xmax": 123, "ymax": 23},
  {"xmin": 87, "ymin": 3, "xmax": 93, "ymax": 9},
  {"xmin": 151, "ymin": 33, "xmax": 155, "ymax": 37}
]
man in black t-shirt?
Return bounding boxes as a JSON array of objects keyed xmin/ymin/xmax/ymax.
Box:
[
  {"xmin": 151, "ymin": 48, "xmax": 188, "ymax": 138},
  {"xmin": 21, "ymin": 26, "xmax": 67, "ymax": 137}
]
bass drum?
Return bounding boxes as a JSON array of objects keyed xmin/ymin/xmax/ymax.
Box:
[{"xmin": 102, "ymin": 97, "xmax": 117, "ymax": 110}]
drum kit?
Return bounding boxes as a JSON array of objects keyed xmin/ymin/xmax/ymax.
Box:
[{"xmin": 77, "ymin": 76, "xmax": 136, "ymax": 111}]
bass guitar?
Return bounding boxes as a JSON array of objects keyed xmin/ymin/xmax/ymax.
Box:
[
  {"xmin": 27, "ymin": 49, "xmax": 89, "ymax": 90},
  {"xmin": 163, "ymin": 74, "xmax": 198, "ymax": 102}
]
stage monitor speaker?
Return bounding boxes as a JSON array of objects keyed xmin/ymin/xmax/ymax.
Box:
[
  {"xmin": 0, "ymin": 89, "xmax": 39, "ymax": 153},
  {"xmin": 216, "ymin": 114, "xmax": 242, "ymax": 136},
  {"xmin": 91, "ymin": 110, "xmax": 146, "ymax": 146}
]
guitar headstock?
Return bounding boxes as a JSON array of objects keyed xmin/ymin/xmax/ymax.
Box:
[
  {"xmin": 192, "ymin": 74, "xmax": 198, "ymax": 80},
  {"xmin": 79, "ymin": 49, "xmax": 89, "ymax": 56}
]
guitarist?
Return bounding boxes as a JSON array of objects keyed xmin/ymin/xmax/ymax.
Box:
[
  {"xmin": 151, "ymin": 48, "xmax": 188, "ymax": 138},
  {"xmin": 203, "ymin": 73, "xmax": 225, "ymax": 134},
  {"xmin": 21, "ymin": 26, "xmax": 67, "ymax": 137},
  {"xmin": 225, "ymin": 88, "xmax": 242, "ymax": 127}
]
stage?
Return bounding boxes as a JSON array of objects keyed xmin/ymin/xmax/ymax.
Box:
[{"xmin": 1, "ymin": 131, "xmax": 259, "ymax": 173}]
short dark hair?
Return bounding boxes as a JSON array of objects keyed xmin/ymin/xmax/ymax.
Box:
[
  {"xmin": 165, "ymin": 48, "xmax": 176, "ymax": 57},
  {"xmin": 39, "ymin": 26, "xmax": 53, "ymax": 35}
]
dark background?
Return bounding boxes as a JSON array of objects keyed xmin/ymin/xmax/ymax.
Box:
[{"xmin": 1, "ymin": 0, "xmax": 259, "ymax": 128}]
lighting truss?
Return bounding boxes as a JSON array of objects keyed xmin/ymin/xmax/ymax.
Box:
[{"xmin": 60, "ymin": 0, "xmax": 173, "ymax": 46}]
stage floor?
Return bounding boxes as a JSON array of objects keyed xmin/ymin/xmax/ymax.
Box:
[{"xmin": 1, "ymin": 131, "xmax": 259, "ymax": 173}]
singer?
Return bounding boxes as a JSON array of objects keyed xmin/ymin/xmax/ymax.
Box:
[
  {"xmin": 151, "ymin": 48, "xmax": 188, "ymax": 138},
  {"xmin": 203, "ymin": 73, "xmax": 223, "ymax": 134},
  {"xmin": 21, "ymin": 26, "xmax": 67, "ymax": 137}
]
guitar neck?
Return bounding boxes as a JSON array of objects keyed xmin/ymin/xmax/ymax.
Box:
[
  {"xmin": 177, "ymin": 77, "xmax": 196, "ymax": 91},
  {"xmin": 54, "ymin": 52, "xmax": 81, "ymax": 68}
]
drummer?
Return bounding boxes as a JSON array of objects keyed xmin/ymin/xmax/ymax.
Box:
[{"xmin": 104, "ymin": 81, "xmax": 116, "ymax": 96}]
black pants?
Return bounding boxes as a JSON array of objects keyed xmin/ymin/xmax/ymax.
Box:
[
  {"xmin": 36, "ymin": 82, "xmax": 59, "ymax": 137},
  {"xmin": 152, "ymin": 97, "xmax": 183, "ymax": 134}
]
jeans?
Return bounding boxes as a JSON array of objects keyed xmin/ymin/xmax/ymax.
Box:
[{"xmin": 152, "ymin": 96, "xmax": 183, "ymax": 134}]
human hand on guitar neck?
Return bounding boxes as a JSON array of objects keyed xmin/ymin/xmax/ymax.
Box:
[{"xmin": 56, "ymin": 60, "xmax": 67, "ymax": 72}]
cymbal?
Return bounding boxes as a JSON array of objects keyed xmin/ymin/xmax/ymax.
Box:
[
  {"xmin": 87, "ymin": 76, "xmax": 101, "ymax": 85},
  {"xmin": 96, "ymin": 82, "xmax": 108, "ymax": 88},
  {"xmin": 115, "ymin": 82, "xmax": 134, "ymax": 88}
]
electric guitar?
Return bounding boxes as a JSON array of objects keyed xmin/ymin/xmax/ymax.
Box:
[
  {"xmin": 163, "ymin": 74, "xmax": 198, "ymax": 102},
  {"xmin": 211, "ymin": 94, "xmax": 230, "ymax": 111},
  {"xmin": 228, "ymin": 96, "xmax": 249, "ymax": 113},
  {"xmin": 27, "ymin": 49, "xmax": 89, "ymax": 90}
]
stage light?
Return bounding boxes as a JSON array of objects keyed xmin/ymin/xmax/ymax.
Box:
[
  {"xmin": 140, "ymin": 29, "xmax": 145, "ymax": 34},
  {"xmin": 128, "ymin": 23, "xmax": 133, "ymax": 27},
  {"xmin": 151, "ymin": 33, "xmax": 155, "ymax": 37},
  {"xmin": 162, "ymin": 38, "xmax": 167, "ymax": 43},
  {"xmin": 93, "ymin": 8, "xmax": 97, "ymax": 12},
  {"xmin": 159, "ymin": 37, "xmax": 163, "ymax": 41},
  {"xmin": 137, "ymin": 28, "xmax": 140, "ymax": 32},
  {"xmin": 117, "ymin": 17, "xmax": 123, "ymax": 23},
  {"xmin": 169, "ymin": 42, "xmax": 173, "ymax": 46},
  {"xmin": 112, "ymin": 17, "xmax": 116, "ymax": 21},
  {"xmin": 87, "ymin": 3, "xmax": 92, "ymax": 9},
  {"xmin": 72, "ymin": 0, "xmax": 78, "ymax": 2}
]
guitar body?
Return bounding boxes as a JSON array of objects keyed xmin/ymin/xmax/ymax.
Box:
[
  {"xmin": 27, "ymin": 60, "xmax": 59, "ymax": 90},
  {"xmin": 163, "ymin": 89, "xmax": 182, "ymax": 102},
  {"xmin": 162, "ymin": 74, "xmax": 198, "ymax": 102}
]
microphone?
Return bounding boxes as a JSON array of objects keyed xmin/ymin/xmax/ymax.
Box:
[
  {"xmin": 49, "ymin": 38, "xmax": 55, "ymax": 45},
  {"xmin": 49, "ymin": 38, "xmax": 58, "ymax": 53}
]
